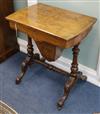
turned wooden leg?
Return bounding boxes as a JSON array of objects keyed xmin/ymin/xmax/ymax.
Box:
[
  {"xmin": 57, "ymin": 44, "xmax": 80, "ymax": 110},
  {"xmin": 16, "ymin": 37, "xmax": 33, "ymax": 84}
]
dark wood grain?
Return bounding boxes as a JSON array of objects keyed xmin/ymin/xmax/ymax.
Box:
[
  {"xmin": 0, "ymin": 0, "xmax": 19, "ymax": 63},
  {"xmin": 16, "ymin": 37, "xmax": 33, "ymax": 84},
  {"xmin": 57, "ymin": 44, "xmax": 80, "ymax": 109}
]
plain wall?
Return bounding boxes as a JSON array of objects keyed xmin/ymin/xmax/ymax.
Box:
[{"xmin": 13, "ymin": 0, "xmax": 28, "ymax": 40}]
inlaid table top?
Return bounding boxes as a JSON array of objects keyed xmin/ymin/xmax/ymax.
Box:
[{"xmin": 6, "ymin": 3, "xmax": 96, "ymax": 48}]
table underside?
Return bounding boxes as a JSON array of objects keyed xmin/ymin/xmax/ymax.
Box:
[{"xmin": 9, "ymin": 21, "xmax": 92, "ymax": 61}]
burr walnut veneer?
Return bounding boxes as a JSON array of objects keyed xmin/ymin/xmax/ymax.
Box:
[{"xmin": 6, "ymin": 3, "xmax": 96, "ymax": 109}]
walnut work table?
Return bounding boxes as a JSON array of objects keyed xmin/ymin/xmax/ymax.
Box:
[{"xmin": 6, "ymin": 3, "xmax": 97, "ymax": 110}]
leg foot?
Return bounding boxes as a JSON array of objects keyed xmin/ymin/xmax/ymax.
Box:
[
  {"xmin": 57, "ymin": 44, "xmax": 80, "ymax": 109},
  {"xmin": 57, "ymin": 104, "xmax": 63, "ymax": 110},
  {"xmin": 57, "ymin": 77, "xmax": 76, "ymax": 109},
  {"xmin": 16, "ymin": 77, "xmax": 22, "ymax": 84},
  {"xmin": 77, "ymin": 71, "xmax": 87, "ymax": 81},
  {"xmin": 16, "ymin": 56, "xmax": 32, "ymax": 84}
]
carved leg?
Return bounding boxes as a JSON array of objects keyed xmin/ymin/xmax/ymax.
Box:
[
  {"xmin": 16, "ymin": 37, "xmax": 33, "ymax": 84},
  {"xmin": 57, "ymin": 44, "xmax": 80, "ymax": 110}
]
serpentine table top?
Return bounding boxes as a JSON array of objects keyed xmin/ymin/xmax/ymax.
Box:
[{"xmin": 6, "ymin": 3, "xmax": 96, "ymax": 48}]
